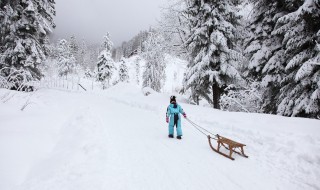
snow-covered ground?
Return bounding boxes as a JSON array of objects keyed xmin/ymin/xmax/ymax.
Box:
[{"xmin": 1, "ymin": 83, "xmax": 320, "ymax": 190}]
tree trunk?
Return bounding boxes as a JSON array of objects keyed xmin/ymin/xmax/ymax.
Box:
[
  {"xmin": 212, "ymin": 83, "xmax": 221, "ymax": 109},
  {"xmin": 196, "ymin": 96, "xmax": 199, "ymax": 105}
]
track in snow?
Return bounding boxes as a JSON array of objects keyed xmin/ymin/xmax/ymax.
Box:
[{"xmin": 1, "ymin": 85, "xmax": 319, "ymax": 190}]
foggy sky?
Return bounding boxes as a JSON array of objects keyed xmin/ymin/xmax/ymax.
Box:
[{"xmin": 52, "ymin": 0, "xmax": 168, "ymax": 46}]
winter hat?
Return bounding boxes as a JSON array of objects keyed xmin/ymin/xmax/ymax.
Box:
[{"xmin": 170, "ymin": 95, "xmax": 176, "ymax": 103}]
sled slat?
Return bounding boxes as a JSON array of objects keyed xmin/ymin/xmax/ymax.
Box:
[{"xmin": 207, "ymin": 135, "xmax": 248, "ymax": 160}]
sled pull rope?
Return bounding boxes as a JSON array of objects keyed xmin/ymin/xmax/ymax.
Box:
[{"xmin": 185, "ymin": 118, "xmax": 218, "ymax": 140}]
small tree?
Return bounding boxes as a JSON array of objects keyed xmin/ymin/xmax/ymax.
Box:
[
  {"xmin": 79, "ymin": 39, "xmax": 88, "ymax": 67},
  {"xmin": 57, "ymin": 39, "xmax": 76, "ymax": 77},
  {"xmin": 84, "ymin": 67, "xmax": 93, "ymax": 78},
  {"xmin": 119, "ymin": 58, "xmax": 129, "ymax": 82},
  {"xmin": 96, "ymin": 33, "xmax": 115, "ymax": 89},
  {"xmin": 69, "ymin": 35, "xmax": 79, "ymax": 59},
  {"xmin": 135, "ymin": 57, "xmax": 141, "ymax": 85}
]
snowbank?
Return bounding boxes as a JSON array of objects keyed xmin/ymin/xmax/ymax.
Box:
[{"xmin": 0, "ymin": 85, "xmax": 319, "ymax": 190}]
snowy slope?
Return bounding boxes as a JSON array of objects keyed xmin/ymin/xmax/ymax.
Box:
[{"xmin": 0, "ymin": 84, "xmax": 320, "ymax": 190}]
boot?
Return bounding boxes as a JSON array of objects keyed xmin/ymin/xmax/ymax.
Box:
[
  {"xmin": 168, "ymin": 134, "xmax": 174, "ymax": 138},
  {"xmin": 177, "ymin": 136, "xmax": 182, "ymax": 140}
]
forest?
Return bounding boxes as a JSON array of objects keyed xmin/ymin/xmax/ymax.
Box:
[{"xmin": 0, "ymin": 0, "xmax": 319, "ymax": 119}]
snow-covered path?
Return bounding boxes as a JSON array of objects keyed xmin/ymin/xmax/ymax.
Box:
[{"xmin": 1, "ymin": 84, "xmax": 320, "ymax": 190}]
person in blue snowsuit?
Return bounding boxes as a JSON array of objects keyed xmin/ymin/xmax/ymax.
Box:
[{"xmin": 166, "ymin": 96, "xmax": 187, "ymax": 139}]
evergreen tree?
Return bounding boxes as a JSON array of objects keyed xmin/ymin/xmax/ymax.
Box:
[
  {"xmin": 135, "ymin": 57, "xmax": 141, "ymax": 85},
  {"xmin": 142, "ymin": 32, "xmax": 166, "ymax": 92},
  {"xmin": 118, "ymin": 58, "xmax": 129, "ymax": 82},
  {"xmin": 69, "ymin": 35, "xmax": 79, "ymax": 63},
  {"xmin": 78, "ymin": 39, "xmax": 88, "ymax": 67},
  {"xmin": 244, "ymin": 0, "xmax": 289, "ymax": 113},
  {"xmin": 96, "ymin": 33, "xmax": 115, "ymax": 89},
  {"xmin": 84, "ymin": 67, "xmax": 93, "ymax": 78},
  {"xmin": 275, "ymin": 0, "xmax": 320, "ymax": 118},
  {"xmin": 183, "ymin": 0, "xmax": 243, "ymax": 109},
  {"xmin": 57, "ymin": 39, "xmax": 76, "ymax": 77},
  {"xmin": 0, "ymin": 0, "xmax": 55, "ymax": 89},
  {"xmin": 246, "ymin": 0, "xmax": 320, "ymax": 118}
]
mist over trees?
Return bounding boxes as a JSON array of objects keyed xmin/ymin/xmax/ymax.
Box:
[{"xmin": 112, "ymin": 30, "xmax": 150, "ymax": 61}]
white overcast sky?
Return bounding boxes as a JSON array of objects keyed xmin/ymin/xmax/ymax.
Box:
[{"xmin": 52, "ymin": 0, "xmax": 168, "ymax": 46}]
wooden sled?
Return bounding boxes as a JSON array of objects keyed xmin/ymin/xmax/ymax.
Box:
[{"xmin": 207, "ymin": 135, "xmax": 248, "ymax": 160}]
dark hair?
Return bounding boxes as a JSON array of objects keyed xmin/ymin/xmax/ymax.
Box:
[{"xmin": 170, "ymin": 95, "xmax": 176, "ymax": 103}]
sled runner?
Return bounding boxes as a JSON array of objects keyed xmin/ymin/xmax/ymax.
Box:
[
  {"xmin": 207, "ymin": 135, "xmax": 248, "ymax": 160},
  {"xmin": 185, "ymin": 118, "xmax": 249, "ymax": 160}
]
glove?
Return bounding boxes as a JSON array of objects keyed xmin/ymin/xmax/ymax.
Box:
[
  {"xmin": 166, "ymin": 117, "xmax": 169, "ymax": 123},
  {"xmin": 183, "ymin": 113, "xmax": 187, "ymax": 118}
]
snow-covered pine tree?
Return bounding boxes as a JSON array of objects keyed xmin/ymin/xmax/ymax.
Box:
[
  {"xmin": 0, "ymin": 0, "xmax": 55, "ymax": 90},
  {"xmin": 244, "ymin": 0, "xmax": 290, "ymax": 114},
  {"xmin": 274, "ymin": 0, "xmax": 320, "ymax": 118},
  {"xmin": 78, "ymin": 39, "xmax": 88, "ymax": 67},
  {"xmin": 135, "ymin": 57, "xmax": 141, "ymax": 85},
  {"xmin": 183, "ymin": 0, "xmax": 243, "ymax": 109},
  {"xmin": 142, "ymin": 32, "xmax": 166, "ymax": 92},
  {"xmin": 96, "ymin": 33, "xmax": 115, "ymax": 89},
  {"xmin": 57, "ymin": 39, "xmax": 76, "ymax": 77},
  {"xmin": 69, "ymin": 35, "xmax": 79, "ymax": 63},
  {"xmin": 84, "ymin": 67, "xmax": 93, "ymax": 78},
  {"xmin": 245, "ymin": 0, "xmax": 320, "ymax": 118},
  {"xmin": 118, "ymin": 58, "xmax": 129, "ymax": 83}
]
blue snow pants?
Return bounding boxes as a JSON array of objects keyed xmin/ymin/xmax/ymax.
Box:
[{"xmin": 166, "ymin": 104, "xmax": 185, "ymax": 136}]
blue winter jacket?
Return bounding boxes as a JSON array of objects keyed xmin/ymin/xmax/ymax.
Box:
[{"xmin": 166, "ymin": 103, "xmax": 185, "ymax": 128}]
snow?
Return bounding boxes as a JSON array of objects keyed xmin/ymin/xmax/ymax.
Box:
[
  {"xmin": 162, "ymin": 54, "xmax": 187, "ymax": 93},
  {"xmin": 112, "ymin": 54, "xmax": 187, "ymax": 94},
  {"xmin": 1, "ymin": 83, "xmax": 320, "ymax": 190}
]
